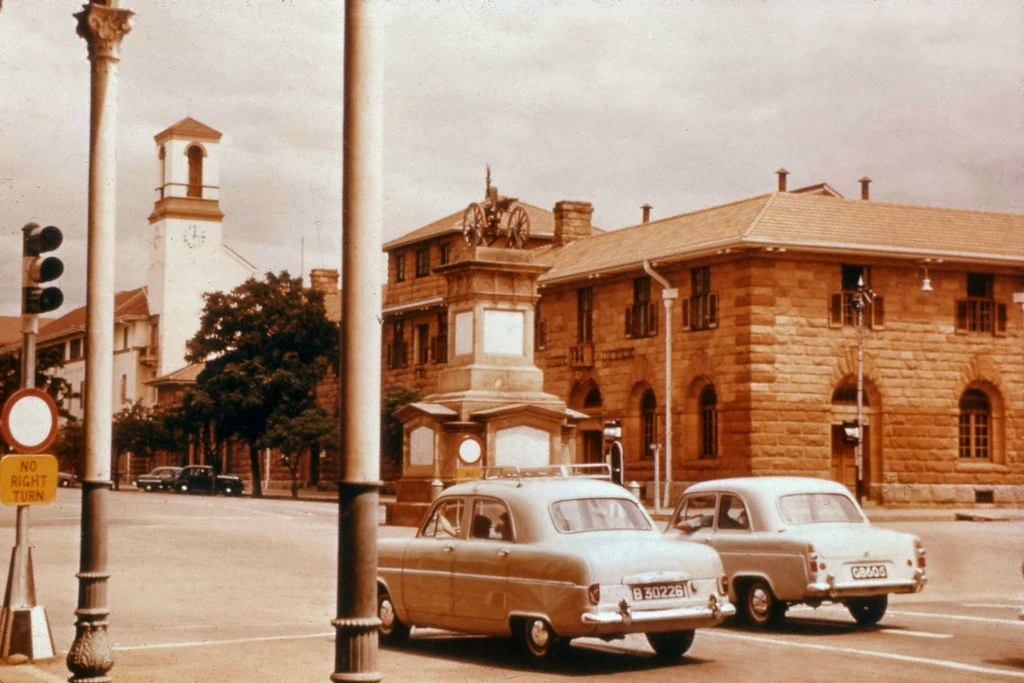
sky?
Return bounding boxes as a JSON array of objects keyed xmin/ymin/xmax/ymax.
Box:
[{"xmin": 0, "ymin": 0, "xmax": 1021, "ymax": 316}]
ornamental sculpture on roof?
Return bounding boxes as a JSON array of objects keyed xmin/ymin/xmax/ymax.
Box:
[{"xmin": 462, "ymin": 166, "xmax": 531, "ymax": 249}]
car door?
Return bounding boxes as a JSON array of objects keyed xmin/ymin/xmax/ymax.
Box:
[
  {"xmin": 704, "ymin": 493, "xmax": 754, "ymax": 578},
  {"xmin": 451, "ymin": 498, "xmax": 513, "ymax": 632},
  {"xmin": 401, "ymin": 497, "xmax": 464, "ymax": 625}
]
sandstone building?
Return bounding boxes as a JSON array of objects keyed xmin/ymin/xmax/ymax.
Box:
[{"xmin": 381, "ymin": 171, "xmax": 1024, "ymax": 507}]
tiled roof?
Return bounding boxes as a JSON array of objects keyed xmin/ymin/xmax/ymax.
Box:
[
  {"xmin": 154, "ymin": 117, "xmax": 222, "ymax": 143},
  {"xmin": 147, "ymin": 362, "xmax": 204, "ymax": 386},
  {"xmin": 384, "ymin": 201, "xmax": 559, "ymax": 250},
  {"xmin": 0, "ymin": 317, "xmax": 24, "ymax": 346},
  {"xmin": 32, "ymin": 287, "xmax": 150, "ymax": 344},
  {"xmin": 539, "ymin": 192, "xmax": 1024, "ymax": 284}
]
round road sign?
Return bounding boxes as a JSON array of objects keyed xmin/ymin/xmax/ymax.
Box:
[{"xmin": 1, "ymin": 388, "xmax": 59, "ymax": 454}]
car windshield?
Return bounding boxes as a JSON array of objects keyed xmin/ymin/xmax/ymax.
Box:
[
  {"xmin": 550, "ymin": 497, "xmax": 651, "ymax": 533},
  {"xmin": 778, "ymin": 493, "xmax": 864, "ymax": 524}
]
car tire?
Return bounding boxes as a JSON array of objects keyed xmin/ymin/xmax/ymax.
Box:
[
  {"xmin": 846, "ymin": 595, "xmax": 887, "ymax": 625},
  {"xmin": 645, "ymin": 629, "xmax": 695, "ymax": 659},
  {"xmin": 741, "ymin": 579, "xmax": 786, "ymax": 628},
  {"xmin": 177, "ymin": 484, "xmax": 188, "ymax": 494},
  {"xmin": 145, "ymin": 484, "xmax": 154, "ymax": 492},
  {"xmin": 377, "ymin": 589, "xmax": 410, "ymax": 645},
  {"xmin": 223, "ymin": 486, "xmax": 233, "ymax": 496},
  {"xmin": 520, "ymin": 617, "xmax": 561, "ymax": 660}
]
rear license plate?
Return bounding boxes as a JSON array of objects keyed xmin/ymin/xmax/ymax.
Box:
[
  {"xmin": 630, "ymin": 583, "xmax": 686, "ymax": 601},
  {"xmin": 851, "ymin": 564, "xmax": 887, "ymax": 580}
]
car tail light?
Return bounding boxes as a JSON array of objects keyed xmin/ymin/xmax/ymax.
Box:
[
  {"xmin": 717, "ymin": 574, "xmax": 729, "ymax": 596},
  {"xmin": 915, "ymin": 538, "xmax": 926, "ymax": 569},
  {"xmin": 587, "ymin": 583, "xmax": 601, "ymax": 605},
  {"xmin": 808, "ymin": 544, "xmax": 820, "ymax": 573}
]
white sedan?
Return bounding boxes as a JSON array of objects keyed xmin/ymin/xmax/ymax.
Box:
[
  {"xmin": 665, "ymin": 476, "xmax": 926, "ymax": 627},
  {"xmin": 378, "ymin": 469, "xmax": 734, "ymax": 662}
]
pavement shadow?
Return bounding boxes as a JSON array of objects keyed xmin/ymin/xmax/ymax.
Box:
[
  {"xmin": 722, "ymin": 615, "xmax": 863, "ymax": 637},
  {"xmin": 388, "ymin": 632, "xmax": 715, "ymax": 676}
]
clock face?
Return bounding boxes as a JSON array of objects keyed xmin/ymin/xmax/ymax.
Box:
[
  {"xmin": 458, "ymin": 438, "xmax": 482, "ymax": 464},
  {"xmin": 183, "ymin": 225, "xmax": 205, "ymax": 248}
]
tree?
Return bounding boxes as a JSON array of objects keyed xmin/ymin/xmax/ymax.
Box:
[
  {"xmin": 0, "ymin": 345, "xmax": 74, "ymax": 422},
  {"xmin": 185, "ymin": 271, "xmax": 338, "ymax": 497},
  {"xmin": 112, "ymin": 401, "xmax": 175, "ymax": 490},
  {"xmin": 260, "ymin": 406, "xmax": 338, "ymax": 498},
  {"xmin": 53, "ymin": 418, "xmax": 85, "ymax": 475}
]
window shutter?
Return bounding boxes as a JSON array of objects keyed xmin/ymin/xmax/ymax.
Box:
[
  {"xmin": 650, "ymin": 302, "xmax": 659, "ymax": 336},
  {"xmin": 385, "ymin": 344, "xmax": 393, "ymax": 369},
  {"xmin": 625, "ymin": 306, "xmax": 634, "ymax": 337},
  {"xmin": 681, "ymin": 298, "xmax": 691, "ymax": 330},
  {"xmin": 870, "ymin": 295, "xmax": 885, "ymax": 329},
  {"xmin": 829, "ymin": 293, "xmax": 843, "ymax": 328},
  {"xmin": 995, "ymin": 303, "xmax": 1008, "ymax": 337},
  {"xmin": 955, "ymin": 300, "xmax": 968, "ymax": 333},
  {"xmin": 708, "ymin": 292, "xmax": 719, "ymax": 328}
]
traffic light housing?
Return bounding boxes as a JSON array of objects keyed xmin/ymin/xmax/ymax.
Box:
[{"xmin": 22, "ymin": 222, "xmax": 64, "ymax": 315}]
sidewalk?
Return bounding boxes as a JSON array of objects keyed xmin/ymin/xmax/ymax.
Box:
[{"xmin": 264, "ymin": 486, "xmax": 1024, "ymax": 525}]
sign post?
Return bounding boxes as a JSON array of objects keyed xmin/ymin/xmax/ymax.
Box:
[{"xmin": 0, "ymin": 388, "xmax": 59, "ymax": 663}]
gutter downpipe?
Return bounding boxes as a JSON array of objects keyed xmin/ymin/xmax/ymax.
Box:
[{"xmin": 643, "ymin": 260, "xmax": 676, "ymax": 509}]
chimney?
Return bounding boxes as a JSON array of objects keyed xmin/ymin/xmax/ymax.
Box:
[
  {"xmin": 553, "ymin": 201, "xmax": 594, "ymax": 246},
  {"xmin": 310, "ymin": 268, "xmax": 339, "ymax": 294},
  {"xmin": 859, "ymin": 176, "xmax": 872, "ymax": 201},
  {"xmin": 641, "ymin": 204, "xmax": 652, "ymax": 223},
  {"xmin": 776, "ymin": 168, "xmax": 789, "ymax": 192}
]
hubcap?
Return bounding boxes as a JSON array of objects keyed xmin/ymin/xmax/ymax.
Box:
[
  {"xmin": 529, "ymin": 620, "xmax": 550, "ymax": 649},
  {"xmin": 379, "ymin": 599, "xmax": 395, "ymax": 630},
  {"xmin": 750, "ymin": 588, "xmax": 769, "ymax": 617}
]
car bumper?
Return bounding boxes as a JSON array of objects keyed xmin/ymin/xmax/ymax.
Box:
[
  {"xmin": 581, "ymin": 594, "xmax": 734, "ymax": 631},
  {"xmin": 806, "ymin": 569, "xmax": 927, "ymax": 599}
]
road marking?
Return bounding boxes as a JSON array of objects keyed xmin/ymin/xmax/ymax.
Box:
[
  {"xmin": 112, "ymin": 631, "xmax": 334, "ymax": 652},
  {"xmin": 963, "ymin": 602, "xmax": 1024, "ymax": 609},
  {"xmin": 705, "ymin": 630, "xmax": 1024, "ymax": 679},
  {"xmin": 887, "ymin": 609, "xmax": 1024, "ymax": 626},
  {"xmin": 883, "ymin": 628, "xmax": 953, "ymax": 639}
]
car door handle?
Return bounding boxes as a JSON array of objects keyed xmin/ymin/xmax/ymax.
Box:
[
  {"xmin": 496, "ymin": 548, "xmax": 509, "ymax": 557},
  {"xmin": 443, "ymin": 544, "xmax": 455, "ymax": 553}
]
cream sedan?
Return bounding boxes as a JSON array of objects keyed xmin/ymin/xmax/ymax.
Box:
[
  {"xmin": 665, "ymin": 476, "xmax": 926, "ymax": 628},
  {"xmin": 377, "ymin": 472, "xmax": 733, "ymax": 662}
]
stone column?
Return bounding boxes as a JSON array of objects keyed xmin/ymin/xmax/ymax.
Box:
[{"xmin": 68, "ymin": 3, "xmax": 133, "ymax": 682}]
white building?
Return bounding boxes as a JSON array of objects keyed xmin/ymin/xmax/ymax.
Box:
[{"xmin": 2, "ymin": 118, "xmax": 256, "ymax": 417}]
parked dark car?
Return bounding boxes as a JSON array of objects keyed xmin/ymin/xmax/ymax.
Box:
[
  {"xmin": 58, "ymin": 471, "xmax": 76, "ymax": 488},
  {"xmin": 172, "ymin": 465, "xmax": 244, "ymax": 496},
  {"xmin": 134, "ymin": 466, "xmax": 183, "ymax": 492}
]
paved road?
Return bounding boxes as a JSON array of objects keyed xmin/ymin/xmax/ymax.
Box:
[{"xmin": 0, "ymin": 488, "xmax": 1020, "ymax": 682}]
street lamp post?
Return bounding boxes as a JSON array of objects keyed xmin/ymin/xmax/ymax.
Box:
[
  {"xmin": 851, "ymin": 276, "xmax": 875, "ymax": 505},
  {"xmin": 68, "ymin": 3, "xmax": 133, "ymax": 682}
]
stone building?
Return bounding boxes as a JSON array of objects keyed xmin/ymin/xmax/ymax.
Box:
[{"xmin": 381, "ymin": 171, "xmax": 1024, "ymax": 507}]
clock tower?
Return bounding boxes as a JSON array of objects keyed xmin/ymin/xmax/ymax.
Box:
[{"xmin": 147, "ymin": 118, "xmax": 255, "ymax": 375}]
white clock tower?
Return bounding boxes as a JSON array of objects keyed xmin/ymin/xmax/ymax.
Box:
[{"xmin": 147, "ymin": 118, "xmax": 255, "ymax": 376}]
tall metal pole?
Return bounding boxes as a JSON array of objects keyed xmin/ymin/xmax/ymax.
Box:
[
  {"xmin": 855, "ymin": 302, "xmax": 864, "ymax": 505},
  {"xmin": 333, "ymin": 0, "xmax": 382, "ymax": 680},
  {"xmin": 68, "ymin": 3, "xmax": 133, "ymax": 681}
]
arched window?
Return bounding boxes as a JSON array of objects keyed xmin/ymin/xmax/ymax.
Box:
[
  {"xmin": 700, "ymin": 385, "xmax": 718, "ymax": 458},
  {"xmin": 641, "ymin": 389, "xmax": 657, "ymax": 459},
  {"xmin": 187, "ymin": 145, "xmax": 204, "ymax": 198},
  {"xmin": 959, "ymin": 389, "xmax": 990, "ymax": 459},
  {"xmin": 583, "ymin": 386, "xmax": 602, "ymax": 409}
]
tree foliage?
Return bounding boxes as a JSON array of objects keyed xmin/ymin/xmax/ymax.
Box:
[
  {"xmin": 381, "ymin": 385, "xmax": 421, "ymax": 475},
  {"xmin": 260, "ymin": 406, "xmax": 338, "ymax": 498},
  {"xmin": 184, "ymin": 271, "xmax": 338, "ymax": 497}
]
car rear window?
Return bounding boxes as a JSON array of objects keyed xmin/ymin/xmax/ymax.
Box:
[
  {"xmin": 550, "ymin": 497, "xmax": 651, "ymax": 533},
  {"xmin": 778, "ymin": 493, "xmax": 864, "ymax": 524}
]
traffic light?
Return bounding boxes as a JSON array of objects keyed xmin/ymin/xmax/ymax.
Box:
[{"xmin": 22, "ymin": 222, "xmax": 64, "ymax": 315}]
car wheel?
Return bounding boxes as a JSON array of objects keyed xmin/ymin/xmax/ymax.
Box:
[
  {"xmin": 846, "ymin": 595, "xmax": 887, "ymax": 625},
  {"xmin": 178, "ymin": 484, "xmax": 188, "ymax": 493},
  {"xmin": 377, "ymin": 589, "xmax": 410, "ymax": 645},
  {"xmin": 60, "ymin": 479, "xmax": 69, "ymax": 488},
  {"xmin": 520, "ymin": 617, "xmax": 561, "ymax": 660},
  {"xmin": 741, "ymin": 579, "xmax": 786, "ymax": 628},
  {"xmin": 645, "ymin": 629, "xmax": 695, "ymax": 659},
  {"xmin": 145, "ymin": 484, "xmax": 154, "ymax": 492},
  {"xmin": 223, "ymin": 486, "xmax": 233, "ymax": 495}
]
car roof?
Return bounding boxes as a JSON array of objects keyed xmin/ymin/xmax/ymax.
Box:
[
  {"xmin": 440, "ymin": 476, "xmax": 634, "ymax": 508},
  {"xmin": 684, "ymin": 476, "xmax": 854, "ymax": 499}
]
